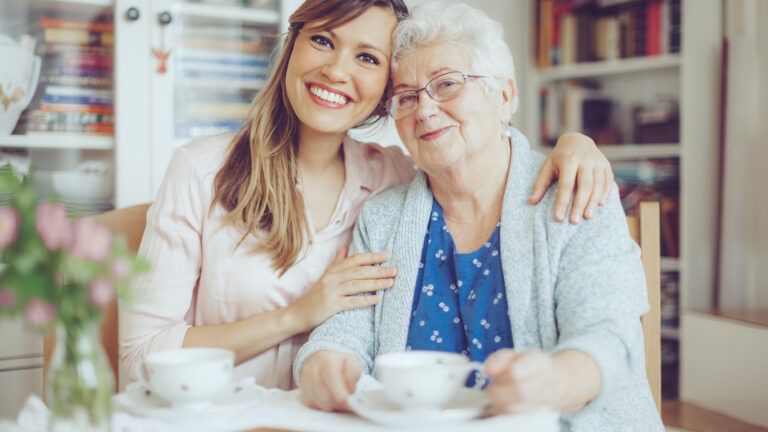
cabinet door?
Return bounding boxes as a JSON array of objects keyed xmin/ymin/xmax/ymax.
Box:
[
  {"xmin": 0, "ymin": 318, "xmax": 43, "ymax": 359},
  {"xmin": 0, "ymin": 365, "xmax": 43, "ymax": 419},
  {"xmin": 146, "ymin": 0, "xmax": 281, "ymax": 199},
  {"xmin": 114, "ymin": 0, "xmax": 153, "ymax": 207}
]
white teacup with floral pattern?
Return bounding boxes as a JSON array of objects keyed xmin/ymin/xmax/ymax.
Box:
[
  {"xmin": 0, "ymin": 35, "xmax": 41, "ymax": 135},
  {"xmin": 375, "ymin": 351, "xmax": 485, "ymax": 411},
  {"xmin": 136, "ymin": 348, "xmax": 235, "ymax": 407}
]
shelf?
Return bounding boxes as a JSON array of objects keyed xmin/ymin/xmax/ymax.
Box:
[
  {"xmin": 46, "ymin": 0, "xmax": 113, "ymax": 6},
  {"xmin": 537, "ymin": 54, "xmax": 682, "ymax": 82},
  {"xmin": 0, "ymin": 134, "xmax": 114, "ymax": 150},
  {"xmin": 600, "ymin": 144, "xmax": 681, "ymax": 161},
  {"xmin": 661, "ymin": 257, "xmax": 681, "ymax": 272},
  {"xmin": 174, "ymin": 2, "xmax": 280, "ymax": 24},
  {"xmin": 536, "ymin": 143, "xmax": 680, "ymax": 161}
]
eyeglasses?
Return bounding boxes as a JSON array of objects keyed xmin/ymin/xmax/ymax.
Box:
[{"xmin": 386, "ymin": 71, "xmax": 487, "ymax": 120}]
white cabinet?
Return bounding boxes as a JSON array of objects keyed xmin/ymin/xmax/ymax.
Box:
[
  {"xmin": 0, "ymin": 365, "xmax": 44, "ymax": 419},
  {"xmin": 115, "ymin": 0, "xmax": 290, "ymax": 206},
  {"xmin": 0, "ymin": 318, "xmax": 44, "ymax": 419}
]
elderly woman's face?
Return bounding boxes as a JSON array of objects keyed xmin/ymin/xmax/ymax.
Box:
[{"xmin": 391, "ymin": 43, "xmax": 506, "ymax": 173}]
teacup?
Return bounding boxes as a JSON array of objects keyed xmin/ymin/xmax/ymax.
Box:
[
  {"xmin": 375, "ymin": 351, "xmax": 484, "ymax": 411},
  {"xmin": 136, "ymin": 348, "xmax": 235, "ymax": 407},
  {"xmin": 0, "ymin": 36, "xmax": 41, "ymax": 135}
]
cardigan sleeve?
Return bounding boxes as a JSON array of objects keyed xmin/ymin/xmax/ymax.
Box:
[
  {"xmin": 120, "ymin": 146, "xmax": 206, "ymax": 381},
  {"xmin": 292, "ymin": 208, "xmax": 378, "ymax": 385},
  {"xmin": 549, "ymin": 186, "xmax": 650, "ymax": 418}
]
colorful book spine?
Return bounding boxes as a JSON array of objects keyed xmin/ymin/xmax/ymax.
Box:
[
  {"xmin": 43, "ymin": 28, "xmax": 114, "ymax": 46},
  {"xmin": 40, "ymin": 17, "xmax": 114, "ymax": 33}
]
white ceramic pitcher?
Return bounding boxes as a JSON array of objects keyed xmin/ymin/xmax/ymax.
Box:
[{"xmin": 0, "ymin": 34, "xmax": 41, "ymax": 135}]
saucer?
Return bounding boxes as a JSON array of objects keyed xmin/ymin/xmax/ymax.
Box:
[
  {"xmin": 114, "ymin": 382, "xmax": 260, "ymax": 421},
  {"xmin": 348, "ymin": 388, "xmax": 489, "ymax": 427}
]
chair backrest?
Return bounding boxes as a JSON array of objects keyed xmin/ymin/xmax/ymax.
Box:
[
  {"xmin": 43, "ymin": 203, "xmax": 150, "ymax": 394},
  {"xmin": 626, "ymin": 201, "xmax": 662, "ymax": 414}
]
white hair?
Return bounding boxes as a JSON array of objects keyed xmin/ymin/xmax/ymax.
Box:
[{"xmin": 391, "ymin": 0, "xmax": 519, "ymax": 115}]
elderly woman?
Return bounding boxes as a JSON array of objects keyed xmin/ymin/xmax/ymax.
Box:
[{"xmin": 293, "ymin": 1, "xmax": 663, "ymax": 430}]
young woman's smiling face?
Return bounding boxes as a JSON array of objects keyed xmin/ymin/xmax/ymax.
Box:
[{"xmin": 285, "ymin": 6, "xmax": 397, "ymax": 141}]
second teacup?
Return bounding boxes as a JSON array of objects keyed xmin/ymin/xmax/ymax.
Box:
[
  {"xmin": 375, "ymin": 351, "xmax": 484, "ymax": 411},
  {"xmin": 136, "ymin": 347, "xmax": 235, "ymax": 407}
]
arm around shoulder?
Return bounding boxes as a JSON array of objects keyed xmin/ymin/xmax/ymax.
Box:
[{"xmin": 549, "ymin": 186, "xmax": 649, "ymax": 414}]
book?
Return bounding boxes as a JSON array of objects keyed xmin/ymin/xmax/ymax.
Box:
[
  {"xmin": 40, "ymin": 103, "xmax": 114, "ymax": 114},
  {"xmin": 43, "ymin": 28, "xmax": 114, "ymax": 46},
  {"xmin": 40, "ymin": 17, "xmax": 114, "ymax": 33}
]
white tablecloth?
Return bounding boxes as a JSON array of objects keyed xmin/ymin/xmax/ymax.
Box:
[{"xmin": 0, "ymin": 377, "xmax": 560, "ymax": 432}]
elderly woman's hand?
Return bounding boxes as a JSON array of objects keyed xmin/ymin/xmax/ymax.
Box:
[
  {"xmin": 483, "ymin": 348, "xmax": 601, "ymax": 414},
  {"xmin": 529, "ymin": 132, "xmax": 614, "ymax": 224},
  {"xmin": 483, "ymin": 349, "xmax": 562, "ymax": 414},
  {"xmin": 299, "ymin": 350, "xmax": 363, "ymax": 412}
]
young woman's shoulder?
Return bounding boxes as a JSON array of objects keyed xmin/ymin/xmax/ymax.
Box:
[
  {"xmin": 344, "ymin": 136, "xmax": 416, "ymax": 192},
  {"xmin": 177, "ymin": 133, "xmax": 236, "ymax": 176}
]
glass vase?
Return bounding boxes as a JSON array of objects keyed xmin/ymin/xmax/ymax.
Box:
[{"xmin": 47, "ymin": 321, "xmax": 114, "ymax": 432}]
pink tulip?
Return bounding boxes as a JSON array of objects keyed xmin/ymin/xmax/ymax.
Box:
[
  {"xmin": 35, "ymin": 203, "xmax": 73, "ymax": 250},
  {"xmin": 111, "ymin": 259, "xmax": 130, "ymax": 278},
  {"xmin": 24, "ymin": 299, "xmax": 55, "ymax": 327},
  {"xmin": 88, "ymin": 279, "xmax": 114, "ymax": 307},
  {"xmin": 0, "ymin": 208, "xmax": 19, "ymax": 248},
  {"xmin": 70, "ymin": 218, "xmax": 112, "ymax": 261},
  {"xmin": 0, "ymin": 288, "xmax": 16, "ymax": 308}
]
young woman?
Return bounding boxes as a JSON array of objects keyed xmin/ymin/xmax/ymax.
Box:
[{"xmin": 121, "ymin": 0, "xmax": 615, "ymax": 390}]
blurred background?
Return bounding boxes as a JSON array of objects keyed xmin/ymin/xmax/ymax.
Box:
[{"xmin": 0, "ymin": 0, "xmax": 765, "ymax": 429}]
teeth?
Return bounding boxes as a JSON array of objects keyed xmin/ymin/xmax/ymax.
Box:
[{"xmin": 310, "ymin": 85, "xmax": 349, "ymax": 105}]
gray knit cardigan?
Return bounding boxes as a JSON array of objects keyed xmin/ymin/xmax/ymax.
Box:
[{"xmin": 293, "ymin": 130, "xmax": 664, "ymax": 431}]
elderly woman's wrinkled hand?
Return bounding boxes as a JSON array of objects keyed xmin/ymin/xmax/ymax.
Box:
[
  {"xmin": 529, "ymin": 132, "xmax": 615, "ymax": 224},
  {"xmin": 483, "ymin": 348, "xmax": 563, "ymax": 414},
  {"xmin": 299, "ymin": 350, "xmax": 363, "ymax": 412}
]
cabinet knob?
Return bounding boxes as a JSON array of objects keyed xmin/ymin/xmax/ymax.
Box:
[
  {"xmin": 158, "ymin": 11, "xmax": 173, "ymax": 26},
  {"xmin": 125, "ymin": 7, "xmax": 140, "ymax": 21}
]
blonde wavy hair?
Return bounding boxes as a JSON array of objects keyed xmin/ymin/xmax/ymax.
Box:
[{"xmin": 212, "ymin": 0, "xmax": 409, "ymax": 275}]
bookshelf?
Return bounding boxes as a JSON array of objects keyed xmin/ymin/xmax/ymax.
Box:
[
  {"xmin": 600, "ymin": 143, "xmax": 680, "ymax": 160},
  {"xmin": 0, "ymin": 134, "xmax": 114, "ymax": 150},
  {"xmin": 174, "ymin": 2, "xmax": 280, "ymax": 24},
  {"xmin": 538, "ymin": 53, "xmax": 681, "ymax": 82},
  {"xmin": 522, "ymin": 0, "xmax": 722, "ymax": 401}
]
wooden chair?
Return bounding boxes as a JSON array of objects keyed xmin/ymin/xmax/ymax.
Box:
[
  {"xmin": 43, "ymin": 203, "xmax": 151, "ymax": 393},
  {"xmin": 626, "ymin": 201, "xmax": 662, "ymax": 414}
]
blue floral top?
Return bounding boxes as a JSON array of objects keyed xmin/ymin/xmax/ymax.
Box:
[{"xmin": 405, "ymin": 200, "xmax": 514, "ymax": 362}]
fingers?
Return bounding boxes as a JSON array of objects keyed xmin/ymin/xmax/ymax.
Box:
[
  {"xmin": 341, "ymin": 277, "xmax": 395, "ymax": 296},
  {"xmin": 529, "ymin": 158, "xmax": 555, "ymax": 205},
  {"xmin": 331, "ymin": 251, "xmax": 390, "ymax": 272},
  {"xmin": 601, "ymin": 166, "xmax": 614, "ymax": 205},
  {"xmin": 584, "ymin": 167, "xmax": 605, "ymax": 220},
  {"xmin": 568, "ymin": 166, "xmax": 592, "ymax": 224},
  {"xmin": 553, "ymin": 159, "xmax": 578, "ymax": 222},
  {"xmin": 318, "ymin": 360, "xmax": 356, "ymax": 412},
  {"xmin": 484, "ymin": 349, "xmax": 519, "ymax": 380},
  {"xmin": 343, "ymin": 292, "xmax": 382, "ymax": 310},
  {"xmin": 336, "ymin": 264, "xmax": 397, "ymax": 285}
]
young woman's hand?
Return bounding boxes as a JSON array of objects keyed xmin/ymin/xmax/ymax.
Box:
[
  {"xmin": 288, "ymin": 246, "xmax": 396, "ymax": 332},
  {"xmin": 299, "ymin": 350, "xmax": 363, "ymax": 412},
  {"xmin": 530, "ymin": 132, "xmax": 615, "ymax": 224}
]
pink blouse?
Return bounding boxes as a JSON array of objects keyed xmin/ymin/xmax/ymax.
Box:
[{"xmin": 120, "ymin": 133, "xmax": 415, "ymax": 390}]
